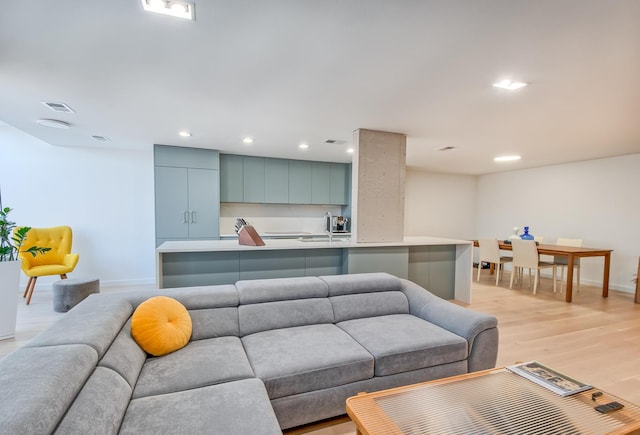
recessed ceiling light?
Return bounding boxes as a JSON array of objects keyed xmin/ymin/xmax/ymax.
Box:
[
  {"xmin": 36, "ymin": 119, "xmax": 71, "ymax": 129},
  {"xmin": 140, "ymin": 0, "xmax": 194, "ymax": 20},
  {"xmin": 492, "ymin": 80, "xmax": 527, "ymax": 91},
  {"xmin": 242, "ymin": 137, "xmax": 254, "ymax": 144},
  {"xmin": 346, "ymin": 148, "xmax": 355, "ymax": 154},
  {"xmin": 179, "ymin": 131, "xmax": 191, "ymax": 137},
  {"xmin": 298, "ymin": 143, "xmax": 309, "ymax": 149},
  {"xmin": 494, "ymin": 155, "xmax": 521, "ymax": 162}
]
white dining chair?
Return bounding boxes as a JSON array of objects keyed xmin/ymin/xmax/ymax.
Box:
[
  {"xmin": 553, "ymin": 238, "xmax": 583, "ymax": 293},
  {"xmin": 477, "ymin": 238, "xmax": 513, "ymax": 285},
  {"xmin": 510, "ymin": 239, "xmax": 557, "ymax": 295}
]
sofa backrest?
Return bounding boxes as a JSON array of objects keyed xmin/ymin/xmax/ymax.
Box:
[
  {"xmin": 236, "ymin": 276, "xmax": 333, "ymax": 336},
  {"xmin": 321, "ymin": 273, "xmax": 410, "ymax": 322}
]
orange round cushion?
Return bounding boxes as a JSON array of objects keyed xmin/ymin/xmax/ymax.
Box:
[{"xmin": 131, "ymin": 296, "xmax": 192, "ymax": 356}]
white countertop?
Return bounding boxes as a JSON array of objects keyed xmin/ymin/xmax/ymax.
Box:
[{"xmin": 157, "ymin": 236, "xmax": 472, "ymax": 253}]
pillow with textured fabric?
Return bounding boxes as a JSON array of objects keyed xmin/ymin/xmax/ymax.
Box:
[{"xmin": 131, "ymin": 296, "xmax": 192, "ymax": 356}]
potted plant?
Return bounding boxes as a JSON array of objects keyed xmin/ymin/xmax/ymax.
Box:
[{"xmin": 0, "ymin": 198, "xmax": 50, "ymax": 340}]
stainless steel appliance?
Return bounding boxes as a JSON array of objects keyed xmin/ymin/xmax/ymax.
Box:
[{"xmin": 325, "ymin": 213, "xmax": 350, "ymax": 233}]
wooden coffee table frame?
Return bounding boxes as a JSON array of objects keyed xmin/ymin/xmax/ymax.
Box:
[{"xmin": 346, "ymin": 368, "xmax": 640, "ymax": 435}]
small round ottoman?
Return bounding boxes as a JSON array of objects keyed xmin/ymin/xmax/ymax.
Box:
[{"xmin": 52, "ymin": 278, "xmax": 100, "ymax": 312}]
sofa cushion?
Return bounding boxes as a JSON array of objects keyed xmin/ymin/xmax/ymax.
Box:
[
  {"xmin": 131, "ymin": 296, "xmax": 192, "ymax": 357},
  {"xmin": 330, "ymin": 291, "xmax": 409, "ymax": 322},
  {"xmin": 189, "ymin": 306, "xmax": 240, "ymax": 339},
  {"xmin": 132, "ymin": 336, "xmax": 255, "ymax": 399},
  {"xmin": 23, "ymin": 296, "xmax": 133, "ymax": 359},
  {"xmin": 121, "ymin": 378, "xmax": 282, "ymax": 435},
  {"xmin": 320, "ymin": 272, "xmax": 401, "ymax": 296},
  {"xmin": 338, "ymin": 314, "xmax": 468, "ymax": 376},
  {"xmin": 0, "ymin": 344, "xmax": 98, "ymax": 435},
  {"xmin": 242, "ymin": 324, "xmax": 374, "ymax": 399},
  {"xmin": 236, "ymin": 276, "xmax": 328, "ymax": 304},
  {"xmin": 239, "ymin": 298, "xmax": 334, "ymax": 336},
  {"xmin": 54, "ymin": 367, "xmax": 131, "ymax": 435},
  {"xmin": 99, "ymin": 319, "xmax": 147, "ymax": 388}
]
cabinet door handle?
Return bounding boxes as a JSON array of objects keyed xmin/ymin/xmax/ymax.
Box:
[
  {"xmin": 183, "ymin": 211, "xmax": 189, "ymax": 223},
  {"xmin": 191, "ymin": 211, "xmax": 196, "ymax": 223}
]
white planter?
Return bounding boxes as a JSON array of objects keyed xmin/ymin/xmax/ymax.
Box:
[{"xmin": 0, "ymin": 260, "xmax": 21, "ymax": 340}]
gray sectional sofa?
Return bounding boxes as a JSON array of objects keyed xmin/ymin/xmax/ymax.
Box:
[{"xmin": 0, "ymin": 272, "xmax": 498, "ymax": 434}]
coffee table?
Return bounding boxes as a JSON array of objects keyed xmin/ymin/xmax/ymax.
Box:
[{"xmin": 346, "ymin": 368, "xmax": 640, "ymax": 434}]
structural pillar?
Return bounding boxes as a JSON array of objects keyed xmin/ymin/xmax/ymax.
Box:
[{"xmin": 351, "ymin": 129, "xmax": 406, "ymax": 242}]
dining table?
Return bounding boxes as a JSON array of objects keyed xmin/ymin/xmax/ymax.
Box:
[{"xmin": 473, "ymin": 240, "xmax": 613, "ymax": 302}]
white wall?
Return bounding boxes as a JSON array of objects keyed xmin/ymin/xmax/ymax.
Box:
[
  {"xmin": 404, "ymin": 169, "xmax": 478, "ymax": 239},
  {"xmin": 476, "ymin": 154, "xmax": 640, "ymax": 292},
  {"xmin": 1, "ymin": 123, "xmax": 156, "ymax": 292}
]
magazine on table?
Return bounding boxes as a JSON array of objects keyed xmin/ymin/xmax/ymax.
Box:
[{"xmin": 507, "ymin": 361, "xmax": 593, "ymax": 396}]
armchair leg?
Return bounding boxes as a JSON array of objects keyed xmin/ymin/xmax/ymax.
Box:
[
  {"xmin": 24, "ymin": 277, "xmax": 38, "ymax": 305},
  {"xmin": 60, "ymin": 274, "xmax": 68, "ymax": 279}
]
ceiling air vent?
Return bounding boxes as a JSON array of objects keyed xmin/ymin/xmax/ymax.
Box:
[
  {"xmin": 324, "ymin": 139, "xmax": 347, "ymax": 145},
  {"xmin": 42, "ymin": 102, "xmax": 75, "ymax": 113},
  {"xmin": 436, "ymin": 146, "xmax": 456, "ymax": 151},
  {"xmin": 91, "ymin": 135, "xmax": 110, "ymax": 142}
]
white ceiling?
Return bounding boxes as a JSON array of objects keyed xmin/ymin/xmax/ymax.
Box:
[{"xmin": 1, "ymin": 0, "xmax": 639, "ymax": 175}]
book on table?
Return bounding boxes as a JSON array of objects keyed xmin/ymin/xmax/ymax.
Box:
[{"xmin": 507, "ymin": 361, "xmax": 593, "ymax": 397}]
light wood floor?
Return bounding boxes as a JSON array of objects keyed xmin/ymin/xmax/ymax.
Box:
[{"xmin": 2, "ymin": 273, "xmax": 639, "ymax": 435}]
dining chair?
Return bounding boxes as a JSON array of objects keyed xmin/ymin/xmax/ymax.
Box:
[
  {"xmin": 510, "ymin": 239, "xmax": 557, "ymax": 295},
  {"xmin": 553, "ymin": 238, "xmax": 582, "ymax": 293},
  {"xmin": 477, "ymin": 238, "xmax": 513, "ymax": 285},
  {"xmin": 17, "ymin": 226, "xmax": 80, "ymax": 305}
]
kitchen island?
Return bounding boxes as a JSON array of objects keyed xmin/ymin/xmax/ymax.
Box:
[{"xmin": 156, "ymin": 237, "xmax": 473, "ymax": 302}]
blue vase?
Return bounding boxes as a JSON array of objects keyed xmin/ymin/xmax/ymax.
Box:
[{"xmin": 520, "ymin": 226, "xmax": 534, "ymax": 240}]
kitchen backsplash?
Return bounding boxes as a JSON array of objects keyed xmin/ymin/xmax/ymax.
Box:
[{"xmin": 220, "ymin": 203, "xmax": 343, "ymax": 235}]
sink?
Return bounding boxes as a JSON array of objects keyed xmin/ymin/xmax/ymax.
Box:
[{"xmin": 297, "ymin": 237, "xmax": 350, "ymax": 243}]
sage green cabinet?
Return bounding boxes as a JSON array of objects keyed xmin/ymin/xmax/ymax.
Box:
[
  {"xmin": 220, "ymin": 154, "xmax": 350, "ymax": 206},
  {"xmin": 330, "ymin": 163, "xmax": 349, "ymax": 205},
  {"xmin": 219, "ymin": 154, "xmax": 243, "ymax": 202},
  {"xmin": 265, "ymin": 158, "xmax": 289, "ymax": 203},
  {"xmin": 243, "ymin": 156, "xmax": 265, "ymax": 203},
  {"xmin": 311, "ymin": 162, "xmax": 331, "ymax": 204},
  {"xmin": 154, "ymin": 145, "xmax": 220, "ymax": 247},
  {"xmin": 288, "ymin": 160, "xmax": 312, "ymax": 204}
]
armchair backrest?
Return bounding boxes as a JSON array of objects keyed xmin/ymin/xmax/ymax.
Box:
[{"xmin": 17, "ymin": 226, "xmax": 74, "ymax": 266}]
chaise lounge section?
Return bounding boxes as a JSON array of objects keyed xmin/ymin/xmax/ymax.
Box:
[{"xmin": 0, "ymin": 272, "xmax": 498, "ymax": 434}]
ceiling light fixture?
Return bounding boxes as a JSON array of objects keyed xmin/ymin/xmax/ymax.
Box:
[
  {"xmin": 298, "ymin": 143, "xmax": 309, "ymax": 149},
  {"xmin": 36, "ymin": 119, "xmax": 71, "ymax": 129},
  {"xmin": 492, "ymin": 80, "xmax": 527, "ymax": 91},
  {"xmin": 179, "ymin": 131, "xmax": 191, "ymax": 137},
  {"xmin": 346, "ymin": 148, "xmax": 355, "ymax": 154},
  {"xmin": 242, "ymin": 137, "xmax": 254, "ymax": 144},
  {"xmin": 140, "ymin": 0, "xmax": 194, "ymax": 20},
  {"xmin": 494, "ymin": 155, "xmax": 521, "ymax": 162}
]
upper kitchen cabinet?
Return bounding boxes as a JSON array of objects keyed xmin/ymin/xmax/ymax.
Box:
[
  {"xmin": 265, "ymin": 158, "xmax": 289, "ymax": 203},
  {"xmin": 219, "ymin": 154, "xmax": 350, "ymax": 206},
  {"xmin": 219, "ymin": 154, "xmax": 243, "ymax": 202},
  {"xmin": 288, "ymin": 160, "xmax": 312, "ymax": 204},
  {"xmin": 311, "ymin": 162, "xmax": 331, "ymax": 204},
  {"xmin": 154, "ymin": 145, "xmax": 220, "ymax": 246}
]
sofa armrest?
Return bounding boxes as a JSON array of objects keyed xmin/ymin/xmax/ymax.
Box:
[{"xmin": 400, "ymin": 279, "xmax": 498, "ymax": 371}]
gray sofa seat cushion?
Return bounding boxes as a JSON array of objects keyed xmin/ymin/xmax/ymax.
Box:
[
  {"xmin": 54, "ymin": 367, "xmax": 131, "ymax": 435},
  {"xmin": 0, "ymin": 344, "xmax": 98, "ymax": 435},
  {"xmin": 338, "ymin": 314, "xmax": 468, "ymax": 376},
  {"xmin": 132, "ymin": 336, "xmax": 255, "ymax": 399},
  {"xmin": 121, "ymin": 378, "xmax": 282, "ymax": 435},
  {"xmin": 242, "ymin": 324, "xmax": 374, "ymax": 399}
]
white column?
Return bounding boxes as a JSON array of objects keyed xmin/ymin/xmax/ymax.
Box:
[{"xmin": 352, "ymin": 129, "xmax": 406, "ymax": 243}]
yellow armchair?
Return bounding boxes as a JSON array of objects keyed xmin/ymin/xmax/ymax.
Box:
[{"xmin": 17, "ymin": 226, "xmax": 79, "ymax": 305}]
